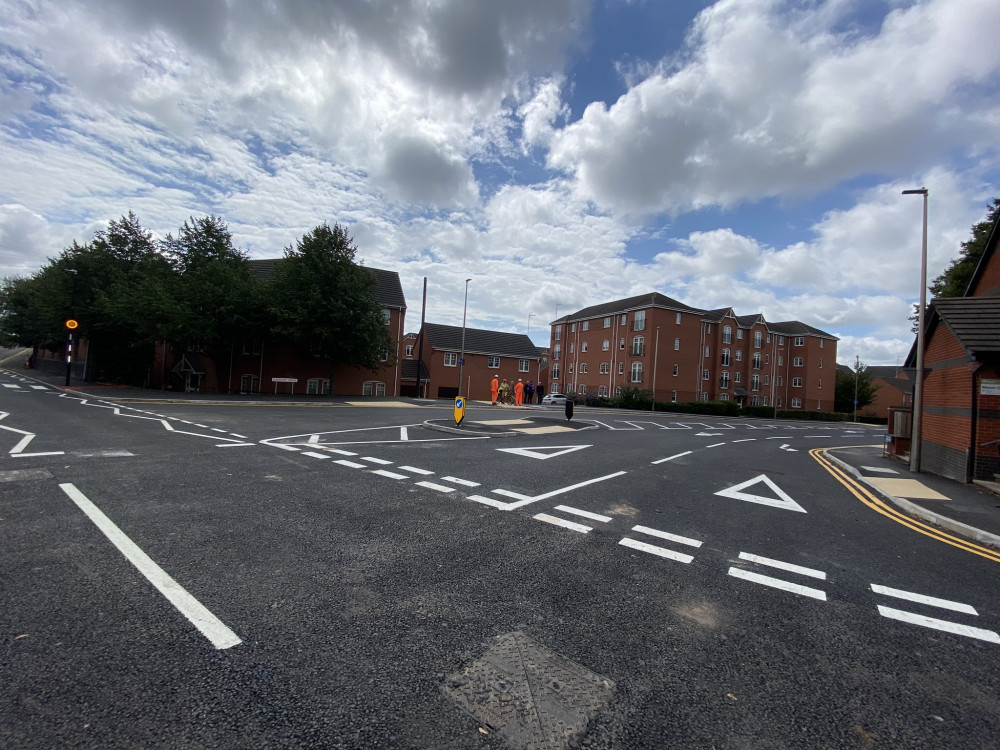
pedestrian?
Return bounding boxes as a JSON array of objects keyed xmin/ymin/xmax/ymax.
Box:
[
  {"xmin": 491, "ymin": 374, "xmax": 499, "ymax": 405},
  {"xmin": 536, "ymin": 383, "xmax": 545, "ymax": 403},
  {"xmin": 514, "ymin": 378, "xmax": 524, "ymax": 406},
  {"xmin": 525, "ymin": 380, "xmax": 535, "ymax": 405},
  {"xmin": 499, "ymin": 379, "xmax": 510, "ymax": 405}
]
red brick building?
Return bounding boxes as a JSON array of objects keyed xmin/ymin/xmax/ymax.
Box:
[
  {"xmin": 905, "ymin": 211, "xmax": 1000, "ymax": 483},
  {"xmin": 409, "ymin": 323, "xmax": 544, "ymax": 402},
  {"xmin": 549, "ymin": 293, "xmax": 837, "ymax": 410}
]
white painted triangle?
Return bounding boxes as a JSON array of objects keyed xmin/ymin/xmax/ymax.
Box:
[
  {"xmin": 496, "ymin": 445, "xmax": 592, "ymax": 460},
  {"xmin": 714, "ymin": 474, "xmax": 806, "ymax": 513}
]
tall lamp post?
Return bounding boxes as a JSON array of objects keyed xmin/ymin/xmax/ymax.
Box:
[
  {"xmin": 527, "ymin": 313, "xmax": 534, "ymax": 339},
  {"xmin": 903, "ymin": 187, "xmax": 928, "ymax": 473},
  {"xmin": 458, "ymin": 278, "xmax": 471, "ymax": 397}
]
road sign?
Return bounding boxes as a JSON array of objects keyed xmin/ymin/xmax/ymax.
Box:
[
  {"xmin": 65, "ymin": 319, "xmax": 79, "ymax": 330},
  {"xmin": 714, "ymin": 475, "xmax": 806, "ymax": 513},
  {"xmin": 454, "ymin": 397, "xmax": 466, "ymax": 426}
]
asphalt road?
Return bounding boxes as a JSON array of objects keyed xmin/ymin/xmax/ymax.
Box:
[{"xmin": 2, "ymin": 370, "xmax": 998, "ymax": 749}]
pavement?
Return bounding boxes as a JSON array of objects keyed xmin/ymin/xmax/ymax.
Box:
[{"xmin": 8, "ymin": 349, "xmax": 1000, "ymax": 550}]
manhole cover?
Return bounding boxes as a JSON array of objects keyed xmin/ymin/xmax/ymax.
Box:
[{"xmin": 443, "ymin": 631, "xmax": 615, "ymax": 750}]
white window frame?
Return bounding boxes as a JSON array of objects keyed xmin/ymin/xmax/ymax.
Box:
[
  {"xmin": 519, "ymin": 359, "xmax": 530, "ymax": 372},
  {"xmin": 630, "ymin": 362, "xmax": 643, "ymax": 383},
  {"xmin": 444, "ymin": 352, "xmax": 457, "ymax": 367},
  {"xmin": 488, "ymin": 355, "xmax": 500, "ymax": 369}
]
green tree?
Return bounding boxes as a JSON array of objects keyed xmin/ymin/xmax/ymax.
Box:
[
  {"xmin": 835, "ymin": 361, "xmax": 879, "ymax": 414},
  {"xmin": 269, "ymin": 223, "xmax": 393, "ymax": 394},
  {"xmin": 931, "ymin": 197, "xmax": 1000, "ymax": 297}
]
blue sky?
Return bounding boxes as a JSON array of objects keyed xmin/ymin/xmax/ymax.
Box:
[{"xmin": 1, "ymin": 0, "xmax": 999, "ymax": 365}]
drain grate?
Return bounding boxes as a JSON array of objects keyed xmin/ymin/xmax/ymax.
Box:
[{"xmin": 443, "ymin": 631, "xmax": 615, "ymax": 750}]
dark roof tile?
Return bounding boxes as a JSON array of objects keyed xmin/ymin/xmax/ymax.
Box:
[{"xmin": 422, "ymin": 323, "xmax": 541, "ymax": 358}]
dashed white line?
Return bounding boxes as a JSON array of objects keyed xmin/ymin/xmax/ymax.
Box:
[
  {"xmin": 231, "ymin": 433, "xmax": 249, "ymax": 439},
  {"xmin": 270, "ymin": 444, "xmax": 301, "ymax": 452},
  {"xmin": 399, "ymin": 466, "xmax": 434, "ymax": 475},
  {"xmin": 335, "ymin": 459, "xmax": 366, "ymax": 469},
  {"xmin": 302, "ymin": 451, "xmax": 331, "ymax": 459},
  {"xmin": 325, "ymin": 448, "xmax": 358, "ymax": 456},
  {"xmin": 216, "ymin": 443, "xmax": 255, "ymax": 448},
  {"xmin": 870, "ymin": 584, "xmax": 977, "ymax": 615},
  {"xmin": 415, "ymin": 481, "xmax": 455, "ymax": 493},
  {"xmin": 371, "ymin": 469, "xmax": 408, "ymax": 480},
  {"xmin": 59, "ymin": 483, "xmax": 242, "ymax": 650},
  {"xmin": 361, "ymin": 457, "xmax": 393, "ymax": 465},
  {"xmin": 441, "ymin": 476, "xmax": 480, "ymax": 487},
  {"xmin": 619, "ymin": 537, "xmax": 694, "ymax": 564},
  {"xmin": 534, "ymin": 513, "xmax": 592, "ymax": 533},
  {"xmin": 705, "ymin": 443, "xmax": 726, "ymax": 448},
  {"xmin": 554, "ymin": 505, "xmax": 612, "ymax": 523},
  {"xmin": 739, "ymin": 552, "xmax": 827, "ymax": 580},
  {"xmin": 727, "ymin": 568, "xmax": 827, "ymax": 600},
  {"xmin": 732, "ymin": 438, "xmax": 757, "ymax": 443},
  {"xmin": 210, "ymin": 428, "xmax": 227, "ymax": 433},
  {"xmin": 633, "ymin": 525, "xmax": 703, "ymax": 548},
  {"xmin": 651, "ymin": 451, "xmax": 692, "ymax": 465},
  {"xmin": 876, "ymin": 606, "xmax": 1000, "ymax": 644}
]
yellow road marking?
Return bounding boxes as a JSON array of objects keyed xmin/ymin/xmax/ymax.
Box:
[{"xmin": 811, "ymin": 447, "xmax": 1000, "ymax": 564}]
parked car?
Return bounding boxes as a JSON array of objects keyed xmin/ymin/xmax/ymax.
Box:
[{"xmin": 541, "ymin": 393, "xmax": 574, "ymax": 405}]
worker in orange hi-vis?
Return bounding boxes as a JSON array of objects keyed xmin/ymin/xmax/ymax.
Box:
[
  {"xmin": 514, "ymin": 378, "xmax": 524, "ymax": 406},
  {"xmin": 491, "ymin": 374, "xmax": 499, "ymax": 405}
]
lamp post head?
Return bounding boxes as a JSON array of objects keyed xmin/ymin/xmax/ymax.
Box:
[{"xmin": 902, "ymin": 188, "xmax": 928, "ymax": 195}]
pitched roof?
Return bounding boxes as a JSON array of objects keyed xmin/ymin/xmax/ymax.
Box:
[
  {"xmin": 422, "ymin": 323, "xmax": 541, "ymax": 358},
  {"xmin": 553, "ymin": 292, "xmax": 702, "ymax": 324},
  {"xmin": 930, "ymin": 297, "xmax": 1000, "ymax": 355},
  {"xmin": 247, "ymin": 259, "xmax": 406, "ymax": 308},
  {"xmin": 400, "ymin": 360, "xmax": 430, "ymax": 381},
  {"xmin": 767, "ymin": 320, "xmax": 838, "ymax": 339},
  {"xmin": 701, "ymin": 307, "xmax": 732, "ymax": 323}
]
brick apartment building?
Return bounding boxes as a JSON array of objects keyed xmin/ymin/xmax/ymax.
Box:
[
  {"xmin": 410, "ymin": 323, "xmax": 544, "ymax": 401},
  {"xmin": 550, "ymin": 293, "xmax": 837, "ymax": 411},
  {"xmin": 902, "ymin": 209, "xmax": 1000, "ymax": 482}
]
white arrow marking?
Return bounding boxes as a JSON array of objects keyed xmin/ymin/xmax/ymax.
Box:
[
  {"xmin": 714, "ymin": 474, "xmax": 806, "ymax": 513},
  {"xmin": 496, "ymin": 445, "xmax": 591, "ymax": 460}
]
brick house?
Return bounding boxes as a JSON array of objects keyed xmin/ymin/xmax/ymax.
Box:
[
  {"xmin": 550, "ymin": 293, "xmax": 837, "ymax": 410},
  {"xmin": 904, "ymin": 211, "xmax": 1000, "ymax": 483},
  {"xmin": 412, "ymin": 323, "xmax": 544, "ymax": 401},
  {"xmin": 861, "ymin": 365, "xmax": 913, "ymax": 418},
  {"xmin": 150, "ymin": 261, "xmax": 407, "ymax": 396}
]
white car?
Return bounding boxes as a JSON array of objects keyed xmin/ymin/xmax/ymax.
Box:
[{"xmin": 541, "ymin": 393, "xmax": 572, "ymax": 405}]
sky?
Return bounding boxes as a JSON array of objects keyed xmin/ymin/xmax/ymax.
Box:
[{"xmin": 1, "ymin": 0, "xmax": 999, "ymax": 366}]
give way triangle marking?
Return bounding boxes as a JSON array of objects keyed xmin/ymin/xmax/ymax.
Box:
[
  {"xmin": 496, "ymin": 445, "xmax": 591, "ymax": 460},
  {"xmin": 714, "ymin": 474, "xmax": 806, "ymax": 513}
]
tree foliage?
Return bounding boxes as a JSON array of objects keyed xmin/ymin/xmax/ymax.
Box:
[
  {"xmin": 930, "ymin": 197, "xmax": 1000, "ymax": 298},
  {"xmin": 834, "ymin": 361, "xmax": 879, "ymax": 413},
  {"xmin": 269, "ymin": 223, "xmax": 393, "ymax": 393}
]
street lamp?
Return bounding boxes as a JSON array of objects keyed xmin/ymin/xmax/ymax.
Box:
[
  {"xmin": 902, "ymin": 187, "xmax": 928, "ymax": 473},
  {"xmin": 651, "ymin": 326, "xmax": 660, "ymax": 411},
  {"xmin": 527, "ymin": 312, "xmax": 534, "ymax": 339},
  {"xmin": 458, "ymin": 278, "xmax": 471, "ymax": 397}
]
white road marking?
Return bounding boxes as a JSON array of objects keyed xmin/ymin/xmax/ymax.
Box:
[
  {"xmin": 705, "ymin": 442, "xmax": 726, "ymax": 448},
  {"xmin": 554, "ymin": 505, "xmax": 612, "ymax": 523},
  {"xmin": 415, "ymin": 481, "xmax": 455, "ymax": 493},
  {"xmin": 30, "ymin": 385, "xmax": 48, "ymax": 390},
  {"xmin": 870, "ymin": 584, "xmax": 978, "ymax": 615},
  {"xmin": 633, "ymin": 525, "xmax": 702, "ymax": 548},
  {"xmin": 72, "ymin": 450, "xmax": 135, "ymax": 458},
  {"xmin": 876, "ymin": 606, "xmax": 1000, "ymax": 644},
  {"xmin": 210, "ymin": 428, "xmax": 227, "ymax": 433},
  {"xmin": 497, "ymin": 445, "xmax": 591, "ymax": 460},
  {"xmin": 216, "ymin": 443, "xmax": 255, "ymax": 448},
  {"xmin": 442, "ymin": 476, "xmax": 480, "ymax": 487},
  {"xmin": 2, "ymin": 384, "xmax": 20, "ymax": 389},
  {"xmin": 0, "ymin": 411, "xmax": 65, "ymax": 457},
  {"xmin": 302, "ymin": 452, "xmax": 331, "ymax": 459},
  {"xmin": 488, "ymin": 471, "xmax": 627, "ymax": 510},
  {"xmin": 619, "ymin": 537, "xmax": 694, "ymax": 564},
  {"xmin": 193, "ymin": 424, "xmax": 209, "ymax": 429},
  {"xmin": 732, "ymin": 439, "xmax": 756, "ymax": 443},
  {"xmin": 399, "ymin": 466, "xmax": 434, "ymax": 475},
  {"xmin": 862, "ymin": 466, "xmax": 898, "ymax": 474},
  {"xmin": 715, "ymin": 475, "xmax": 807, "ymax": 513},
  {"xmin": 335, "ymin": 460, "xmax": 366, "ymax": 469},
  {"xmin": 739, "ymin": 552, "xmax": 826, "ymax": 580},
  {"xmin": 766, "ymin": 436, "xmax": 794, "ymax": 440},
  {"xmin": 371, "ymin": 469, "xmax": 408, "ymax": 479},
  {"xmin": 269, "ymin": 444, "xmax": 302, "ymax": 452},
  {"xmin": 361, "ymin": 456, "xmax": 393, "ymax": 465},
  {"xmin": 325, "ymin": 448, "xmax": 358, "ymax": 456},
  {"xmin": 231, "ymin": 433, "xmax": 249, "ymax": 439},
  {"xmin": 469, "ymin": 495, "xmax": 512, "ymax": 509},
  {"xmin": 651, "ymin": 451, "xmax": 692, "ymax": 465},
  {"xmin": 727, "ymin": 568, "xmax": 827, "ymax": 600},
  {"xmin": 59, "ymin": 483, "xmax": 242, "ymax": 650},
  {"xmin": 534, "ymin": 513, "xmax": 592, "ymax": 533}
]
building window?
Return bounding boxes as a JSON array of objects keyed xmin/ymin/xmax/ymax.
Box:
[
  {"xmin": 791, "ymin": 397, "xmax": 802, "ymax": 408},
  {"xmin": 240, "ymin": 374, "xmax": 260, "ymax": 393},
  {"xmin": 379, "ymin": 347, "xmax": 389, "ymax": 362},
  {"xmin": 766, "ymin": 334, "xmax": 771, "ymax": 343},
  {"xmin": 600, "ymin": 362, "xmax": 610, "ymax": 374},
  {"xmin": 519, "ymin": 359, "xmax": 530, "ymax": 372},
  {"xmin": 702, "ymin": 369, "xmax": 710, "ymax": 381},
  {"xmin": 579, "ymin": 363, "xmax": 588, "ymax": 373},
  {"xmin": 242, "ymin": 339, "xmax": 263, "ymax": 356},
  {"xmin": 598, "ymin": 385, "xmax": 608, "ymax": 397},
  {"xmin": 571, "ymin": 323, "xmax": 576, "ymax": 332},
  {"xmin": 405, "ymin": 345, "xmax": 414, "ymax": 357},
  {"xmin": 794, "ymin": 336, "xmax": 805, "ymax": 346},
  {"xmin": 701, "ymin": 392, "xmax": 709, "ymax": 402},
  {"xmin": 488, "ymin": 356, "xmax": 500, "ymax": 368},
  {"xmin": 777, "ymin": 397, "xmax": 783, "ymax": 407},
  {"xmin": 734, "ymin": 372, "xmax": 742, "ymax": 384},
  {"xmin": 671, "ymin": 390, "xmax": 677, "ymax": 402},
  {"xmin": 721, "ymin": 371, "xmax": 730, "ymax": 389},
  {"xmin": 634, "ymin": 310, "xmax": 646, "ymax": 331},
  {"xmin": 569, "ymin": 364, "xmax": 574, "ymax": 373},
  {"xmin": 778, "ymin": 336, "xmax": 785, "ymax": 345},
  {"xmin": 735, "ymin": 350, "xmax": 742, "ymax": 361},
  {"xmin": 764, "ymin": 375, "xmax": 770, "ymax": 386},
  {"xmin": 604, "ymin": 317, "xmax": 611, "ymax": 328},
  {"xmin": 444, "ymin": 352, "xmax": 457, "ymax": 367},
  {"xmin": 673, "ymin": 364, "xmax": 678, "ymax": 377},
  {"xmin": 583, "ymin": 320, "xmax": 590, "ymax": 331},
  {"xmin": 570, "ymin": 343, "xmax": 574, "ymax": 354},
  {"xmin": 577, "ymin": 384, "xmax": 587, "ymax": 394},
  {"xmin": 363, "ymin": 381, "xmax": 386, "ymax": 396},
  {"xmin": 620, "ymin": 338, "xmax": 626, "ymax": 350},
  {"xmin": 753, "ymin": 353, "xmax": 761, "ymax": 369},
  {"xmin": 792, "ymin": 357, "xmax": 803, "ymax": 367},
  {"xmin": 674, "ymin": 338, "xmax": 680, "ymax": 351},
  {"xmin": 706, "ymin": 324, "xmax": 712, "ymax": 333},
  {"xmin": 618, "ymin": 362, "xmax": 625, "ymax": 374},
  {"xmin": 620, "ymin": 314, "xmax": 627, "ymax": 324},
  {"xmin": 721, "ymin": 349, "xmax": 731, "ymax": 366},
  {"xmin": 778, "ymin": 355, "xmax": 783, "ymax": 366},
  {"xmin": 818, "ymin": 379, "xmax": 822, "ymax": 389},
  {"xmin": 552, "ymin": 364, "xmax": 560, "ymax": 379},
  {"xmin": 792, "ymin": 377, "xmax": 803, "ymax": 387},
  {"xmin": 737, "ymin": 329, "xmax": 743, "ymax": 339},
  {"xmin": 582, "ymin": 342, "xmax": 588, "ymax": 352},
  {"xmin": 819, "ymin": 358, "xmax": 823, "ymax": 368},
  {"xmin": 750, "ymin": 396, "xmax": 759, "ymax": 406},
  {"xmin": 382, "ymin": 309, "xmax": 391, "ymax": 324},
  {"xmin": 754, "ymin": 330, "xmax": 762, "ymax": 348},
  {"xmin": 307, "ymin": 378, "xmax": 331, "ymax": 395},
  {"xmin": 820, "ymin": 339, "xmax": 824, "ymax": 348},
  {"xmin": 765, "ymin": 353, "xmax": 770, "ymax": 365},
  {"xmin": 631, "ymin": 362, "xmax": 643, "ymax": 382},
  {"xmin": 676, "ymin": 312, "xmax": 682, "ymax": 324},
  {"xmin": 553, "ymin": 345, "xmax": 561, "ymax": 361},
  {"xmin": 752, "ymin": 374, "xmax": 760, "ymax": 391},
  {"xmin": 720, "ymin": 393, "xmax": 729, "ymax": 401},
  {"xmin": 704, "ymin": 346, "xmax": 710, "ymax": 358},
  {"xmin": 554, "ymin": 325, "xmax": 562, "ymax": 341},
  {"xmin": 723, "ymin": 326, "xmax": 732, "ymax": 344},
  {"xmin": 777, "ymin": 376, "xmax": 783, "ymax": 386},
  {"xmin": 632, "ymin": 336, "xmax": 644, "ymax": 356}
]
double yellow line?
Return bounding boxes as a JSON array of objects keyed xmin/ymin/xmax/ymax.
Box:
[{"xmin": 811, "ymin": 447, "xmax": 1000, "ymax": 565}]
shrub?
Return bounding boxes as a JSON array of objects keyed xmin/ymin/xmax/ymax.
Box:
[{"xmin": 610, "ymin": 387, "xmax": 652, "ymax": 410}]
